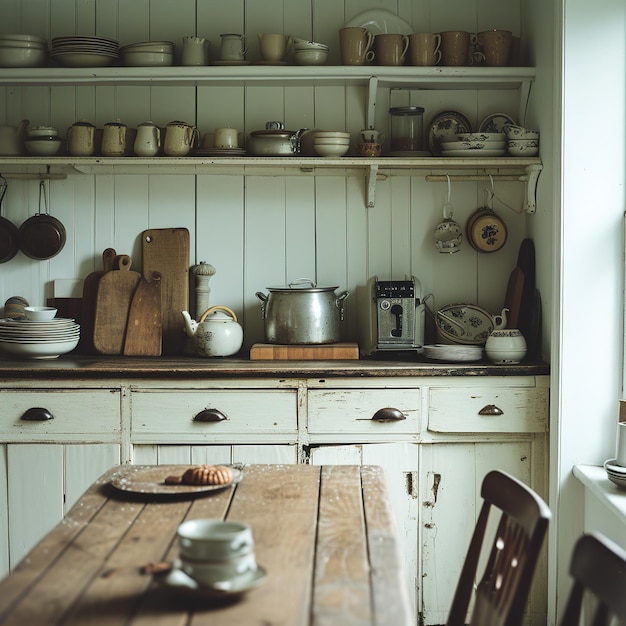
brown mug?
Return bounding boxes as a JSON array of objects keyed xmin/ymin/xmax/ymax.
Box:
[
  {"xmin": 409, "ymin": 32, "xmax": 441, "ymax": 66},
  {"xmin": 477, "ymin": 30, "xmax": 513, "ymax": 66},
  {"xmin": 339, "ymin": 27, "xmax": 374, "ymax": 65},
  {"xmin": 374, "ymin": 33, "xmax": 409, "ymax": 66},
  {"xmin": 440, "ymin": 31, "xmax": 476, "ymax": 66}
]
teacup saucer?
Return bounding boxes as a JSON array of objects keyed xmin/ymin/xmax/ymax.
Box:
[{"xmin": 163, "ymin": 564, "xmax": 267, "ymax": 598}]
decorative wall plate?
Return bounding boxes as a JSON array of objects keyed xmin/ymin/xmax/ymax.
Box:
[{"xmin": 427, "ymin": 110, "xmax": 473, "ymax": 156}]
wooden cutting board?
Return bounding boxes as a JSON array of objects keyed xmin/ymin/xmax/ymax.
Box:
[
  {"xmin": 250, "ymin": 342, "xmax": 359, "ymax": 360},
  {"xmin": 123, "ymin": 272, "xmax": 162, "ymax": 357},
  {"xmin": 80, "ymin": 247, "xmax": 116, "ymax": 353},
  {"xmin": 516, "ymin": 238, "xmax": 536, "ymax": 339},
  {"xmin": 141, "ymin": 228, "xmax": 189, "ymax": 355},
  {"xmin": 503, "ymin": 266, "xmax": 524, "ymax": 328},
  {"xmin": 93, "ymin": 254, "xmax": 142, "ymax": 355}
]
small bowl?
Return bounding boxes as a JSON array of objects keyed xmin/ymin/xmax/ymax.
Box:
[
  {"xmin": 507, "ymin": 139, "xmax": 539, "ymax": 157},
  {"xmin": 24, "ymin": 306, "xmax": 58, "ymax": 321},
  {"xmin": 121, "ymin": 50, "xmax": 173, "ymax": 67},
  {"xmin": 313, "ymin": 143, "xmax": 350, "ymax": 157},
  {"xmin": 358, "ymin": 142, "xmax": 381, "ymax": 157},
  {"xmin": 24, "ymin": 137, "xmax": 61, "ymax": 156},
  {"xmin": 504, "ymin": 125, "xmax": 540, "ymax": 140},
  {"xmin": 0, "ymin": 46, "xmax": 46, "ymax": 67},
  {"xmin": 294, "ymin": 48, "xmax": 328, "ymax": 66},
  {"xmin": 312, "ymin": 131, "xmax": 350, "ymax": 139},
  {"xmin": 456, "ymin": 133, "xmax": 505, "ymax": 142},
  {"xmin": 27, "ymin": 126, "xmax": 59, "ymax": 137},
  {"xmin": 313, "ymin": 137, "xmax": 350, "ymax": 146},
  {"xmin": 293, "ymin": 38, "xmax": 329, "ymax": 50},
  {"xmin": 121, "ymin": 41, "xmax": 174, "ymax": 54}
]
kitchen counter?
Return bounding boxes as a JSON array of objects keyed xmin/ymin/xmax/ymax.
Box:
[{"xmin": 0, "ymin": 353, "xmax": 549, "ymax": 379}]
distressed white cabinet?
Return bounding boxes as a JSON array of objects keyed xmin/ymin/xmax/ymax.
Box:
[{"xmin": 0, "ymin": 385, "xmax": 123, "ymax": 576}]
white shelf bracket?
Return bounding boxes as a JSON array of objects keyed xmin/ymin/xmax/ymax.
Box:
[
  {"xmin": 523, "ymin": 163, "xmax": 542, "ymax": 214},
  {"xmin": 366, "ymin": 164, "xmax": 379, "ymax": 208},
  {"xmin": 366, "ymin": 76, "xmax": 378, "ymax": 129}
]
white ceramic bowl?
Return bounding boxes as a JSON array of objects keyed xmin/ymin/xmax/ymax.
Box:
[
  {"xmin": 121, "ymin": 41, "xmax": 174, "ymax": 54},
  {"xmin": 504, "ymin": 125, "xmax": 540, "ymax": 140},
  {"xmin": 24, "ymin": 138, "xmax": 62, "ymax": 156},
  {"xmin": 0, "ymin": 34, "xmax": 47, "ymax": 45},
  {"xmin": 294, "ymin": 48, "xmax": 328, "ymax": 65},
  {"xmin": 0, "ymin": 337, "xmax": 79, "ymax": 359},
  {"xmin": 0, "ymin": 46, "xmax": 46, "ymax": 67},
  {"xmin": 313, "ymin": 137, "xmax": 350, "ymax": 146},
  {"xmin": 122, "ymin": 50, "xmax": 174, "ymax": 66},
  {"xmin": 457, "ymin": 133, "xmax": 505, "ymax": 142},
  {"xmin": 507, "ymin": 139, "xmax": 539, "ymax": 156},
  {"xmin": 24, "ymin": 306, "xmax": 58, "ymax": 320},
  {"xmin": 27, "ymin": 126, "xmax": 59, "ymax": 137},
  {"xmin": 313, "ymin": 143, "xmax": 350, "ymax": 157},
  {"xmin": 312, "ymin": 131, "xmax": 351, "ymax": 139},
  {"xmin": 293, "ymin": 38, "xmax": 329, "ymax": 50}
]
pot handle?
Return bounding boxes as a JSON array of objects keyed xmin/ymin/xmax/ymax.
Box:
[
  {"xmin": 255, "ymin": 291, "xmax": 268, "ymax": 319},
  {"xmin": 335, "ymin": 290, "xmax": 349, "ymax": 321},
  {"xmin": 199, "ymin": 305, "xmax": 237, "ymax": 323}
]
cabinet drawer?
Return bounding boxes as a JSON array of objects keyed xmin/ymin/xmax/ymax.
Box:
[
  {"xmin": 130, "ymin": 389, "xmax": 298, "ymax": 440},
  {"xmin": 307, "ymin": 389, "xmax": 420, "ymax": 434},
  {"xmin": 0, "ymin": 389, "xmax": 121, "ymax": 440},
  {"xmin": 428, "ymin": 386, "xmax": 549, "ymax": 433}
]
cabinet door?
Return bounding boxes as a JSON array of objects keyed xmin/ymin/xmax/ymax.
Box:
[
  {"xmin": 131, "ymin": 444, "xmax": 298, "ymax": 465},
  {"xmin": 419, "ymin": 440, "xmax": 547, "ymax": 626},
  {"xmin": 3, "ymin": 443, "xmax": 120, "ymax": 576},
  {"xmin": 309, "ymin": 442, "xmax": 419, "ymax": 618}
]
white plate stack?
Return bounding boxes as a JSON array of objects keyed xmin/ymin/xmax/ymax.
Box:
[
  {"xmin": 440, "ymin": 132, "xmax": 506, "ymax": 157},
  {"xmin": 423, "ymin": 344, "xmax": 483, "ymax": 362},
  {"xmin": 0, "ymin": 318, "xmax": 80, "ymax": 359},
  {"xmin": 51, "ymin": 36, "xmax": 120, "ymax": 67}
]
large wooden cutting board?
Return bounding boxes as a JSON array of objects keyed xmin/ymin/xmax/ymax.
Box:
[
  {"xmin": 141, "ymin": 228, "xmax": 189, "ymax": 355},
  {"xmin": 123, "ymin": 273, "xmax": 162, "ymax": 357},
  {"xmin": 93, "ymin": 255, "xmax": 142, "ymax": 355},
  {"xmin": 250, "ymin": 342, "xmax": 359, "ymax": 360}
]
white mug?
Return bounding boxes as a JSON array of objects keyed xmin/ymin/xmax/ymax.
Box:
[
  {"xmin": 181, "ymin": 36, "xmax": 210, "ymax": 66},
  {"xmin": 214, "ymin": 127, "xmax": 239, "ymax": 149},
  {"xmin": 220, "ymin": 33, "xmax": 247, "ymax": 61},
  {"xmin": 177, "ymin": 519, "xmax": 254, "ymax": 560}
]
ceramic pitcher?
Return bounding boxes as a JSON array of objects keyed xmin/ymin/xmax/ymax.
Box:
[
  {"xmin": 134, "ymin": 121, "xmax": 161, "ymax": 157},
  {"xmin": 164, "ymin": 120, "xmax": 198, "ymax": 156}
]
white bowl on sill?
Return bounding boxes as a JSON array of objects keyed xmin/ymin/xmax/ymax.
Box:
[
  {"xmin": 294, "ymin": 48, "xmax": 328, "ymax": 65},
  {"xmin": 0, "ymin": 45, "xmax": 46, "ymax": 67}
]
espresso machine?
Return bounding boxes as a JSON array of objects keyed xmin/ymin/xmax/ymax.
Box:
[{"xmin": 357, "ymin": 275, "xmax": 425, "ymax": 356}]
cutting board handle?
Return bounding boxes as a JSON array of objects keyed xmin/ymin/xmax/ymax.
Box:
[{"xmin": 117, "ymin": 254, "xmax": 132, "ymax": 271}]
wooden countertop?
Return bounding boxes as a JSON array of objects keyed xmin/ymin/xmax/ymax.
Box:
[
  {"xmin": 0, "ymin": 353, "xmax": 549, "ymax": 379},
  {"xmin": 0, "ymin": 464, "xmax": 414, "ymax": 626}
]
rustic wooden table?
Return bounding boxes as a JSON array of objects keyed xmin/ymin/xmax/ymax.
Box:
[{"xmin": 0, "ymin": 463, "xmax": 414, "ymax": 626}]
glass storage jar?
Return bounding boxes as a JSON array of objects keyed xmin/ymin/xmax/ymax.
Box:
[{"xmin": 389, "ymin": 106, "xmax": 425, "ymax": 154}]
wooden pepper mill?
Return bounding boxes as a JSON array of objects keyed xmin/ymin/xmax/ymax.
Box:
[{"xmin": 192, "ymin": 261, "xmax": 216, "ymax": 317}]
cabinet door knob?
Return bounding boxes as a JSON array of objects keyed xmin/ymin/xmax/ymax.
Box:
[
  {"xmin": 478, "ymin": 404, "xmax": 504, "ymax": 416},
  {"xmin": 21, "ymin": 407, "xmax": 54, "ymax": 421},
  {"xmin": 193, "ymin": 408, "xmax": 228, "ymax": 422},
  {"xmin": 371, "ymin": 407, "xmax": 406, "ymax": 422}
]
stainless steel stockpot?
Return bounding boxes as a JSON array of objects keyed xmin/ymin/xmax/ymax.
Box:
[{"xmin": 255, "ymin": 279, "xmax": 349, "ymax": 344}]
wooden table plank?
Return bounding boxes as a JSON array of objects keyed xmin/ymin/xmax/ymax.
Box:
[{"xmin": 361, "ymin": 465, "xmax": 414, "ymax": 626}]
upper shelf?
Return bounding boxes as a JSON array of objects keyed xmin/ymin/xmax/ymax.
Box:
[{"xmin": 0, "ymin": 65, "xmax": 536, "ymax": 90}]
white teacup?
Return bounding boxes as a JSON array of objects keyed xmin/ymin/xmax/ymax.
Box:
[
  {"xmin": 360, "ymin": 129, "xmax": 385, "ymax": 143},
  {"xmin": 179, "ymin": 551, "xmax": 257, "ymax": 585},
  {"xmin": 177, "ymin": 519, "xmax": 254, "ymax": 561}
]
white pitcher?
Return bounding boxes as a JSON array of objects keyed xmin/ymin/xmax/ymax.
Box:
[
  {"xmin": 182, "ymin": 36, "xmax": 210, "ymax": 66},
  {"xmin": 134, "ymin": 121, "xmax": 161, "ymax": 157}
]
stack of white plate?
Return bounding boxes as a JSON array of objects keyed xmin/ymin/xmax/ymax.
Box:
[
  {"xmin": 603, "ymin": 459, "xmax": 626, "ymax": 490},
  {"xmin": 440, "ymin": 132, "xmax": 506, "ymax": 158},
  {"xmin": 0, "ymin": 318, "xmax": 80, "ymax": 359},
  {"xmin": 0, "ymin": 34, "xmax": 47, "ymax": 67},
  {"xmin": 423, "ymin": 344, "xmax": 483, "ymax": 362},
  {"xmin": 51, "ymin": 35, "xmax": 120, "ymax": 67}
]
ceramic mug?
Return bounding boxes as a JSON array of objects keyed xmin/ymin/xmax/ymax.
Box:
[
  {"xmin": 409, "ymin": 32, "xmax": 441, "ymax": 66},
  {"xmin": 440, "ymin": 31, "xmax": 481, "ymax": 66},
  {"xmin": 339, "ymin": 27, "xmax": 374, "ymax": 65},
  {"xmin": 258, "ymin": 33, "xmax": 292, "ymax": 63},
  {"xmin": 374, "ymin": 33, "xmax": 409, "ymax": 66},
  {"xmin": 177, "ymin": 519, "xmax": 254, "ymax": 561},
  {"xmin": 220, "ymin": 33, "xmax": 247, "ymax": 61},
  {"xmin": 214, "ymin": 127, "xmax": 239, "ymax": 149},
  {"xmin": 181, "ymin": 36, "xmax": 210, "ymax": 66},
  {"xmin": 477, "ymin": 30, "xmax": 513, "ymax": 66}
]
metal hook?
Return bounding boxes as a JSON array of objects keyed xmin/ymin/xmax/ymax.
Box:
[
  {"xmin": 446, "ymin": 174, "xmax": 451, "ymax": 206},
  {"xmin": 38, "ymin": 179, "xmax": 48, "ymax": 215}
]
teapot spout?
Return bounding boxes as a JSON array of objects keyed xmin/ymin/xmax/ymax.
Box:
[{"xmin": 181, "ymin": 310, "xmax": 198, "ymax": 337}]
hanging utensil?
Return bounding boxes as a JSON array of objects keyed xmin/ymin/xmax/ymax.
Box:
[
  {"xmin": 18, "ymin": 179, "xmax": 66, "ymax": 260},
  {"xmin": 0, "ymin": 175, "xmax": 19, "ymax": 263},
  {"xmin": 433, "ymin": 175, "xmax": 462, "ymax": 253},
  {"xmin": 466, "ymin": 178, "xmax": 508, "ymax": 253}
]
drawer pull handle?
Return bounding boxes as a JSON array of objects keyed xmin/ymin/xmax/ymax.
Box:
[
  {"xmin": 21, "ymin": 407, "xmax": 54, "ymax": 421},
  {"xmin": 371, "ymin": 407, "xmax": 406, "ymax": 422},
  {"xmin": 193, "ymin": 409, "xmax": 228, "ymax": 423},
  {"xmin": 479, "ymin": 404, "xmax": 504, "ymax": 416}
]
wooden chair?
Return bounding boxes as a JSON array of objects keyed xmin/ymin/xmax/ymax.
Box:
[
  {"xmin": 560, "ymin": 532, "xmax": 626, "ymax": 625},
  {"xmin": 446, "ymin": 469, "xmax": 551, "ymax": 626}
]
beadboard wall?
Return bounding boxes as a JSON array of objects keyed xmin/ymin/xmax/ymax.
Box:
[{"xmin": 0, "ymin": 0, "xmax": 530, "ymax": 349}]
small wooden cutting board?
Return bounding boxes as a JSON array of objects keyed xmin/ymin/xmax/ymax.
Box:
[
  {"xmin": 250, "ymin": 342, "xmax": 359, "ymax": 360},
  {"xmin": 123, "ymin": 273, "xmax": 162, "ymax": 357},
  {"xmin": 93, "ymin": 254, "xmax": 142, "ymax": 355}
]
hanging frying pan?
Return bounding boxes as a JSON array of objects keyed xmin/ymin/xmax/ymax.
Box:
[
  {"xmin": 19, "ymin": 179, "xmax": 66, "ymax": 260},
  {"xmin": 0, "ymin": 175, "xmax": 19, "ymax": 263}
]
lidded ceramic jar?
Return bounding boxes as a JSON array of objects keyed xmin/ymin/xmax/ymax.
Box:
[{"xmin": 485, "ymin": 328, "xmax": 527, "ymax": 364}]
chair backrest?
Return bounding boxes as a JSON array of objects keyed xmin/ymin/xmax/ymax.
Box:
[
  {"xmin": 446, "ymin": 469, "xmax": 551, "ymax": 626},
  {"xmin": 560, "ymin": 532, "xmax": 626, "ymax": 625}
]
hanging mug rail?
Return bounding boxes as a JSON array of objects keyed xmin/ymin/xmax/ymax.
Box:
[{"xmin": 0, "ymin": 172, "xmax": 67, "ymax": 180}]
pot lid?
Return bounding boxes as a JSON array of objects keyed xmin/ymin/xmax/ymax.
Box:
[
  {"xmin": 266, "ymin": 279, "xmax": 339, "ymax": 293},
  {"xmin": 251, "ymin": 121, "xmax": 296, "ymax": 137}
]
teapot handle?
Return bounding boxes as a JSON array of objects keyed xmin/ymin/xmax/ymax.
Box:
[
  {"xmin": 199, "ymin": 305, "xmax": 238, "ymax": 323},
  {"xmin": 493, "ymin": 307, "xmax": 509, "ymax": 330}
]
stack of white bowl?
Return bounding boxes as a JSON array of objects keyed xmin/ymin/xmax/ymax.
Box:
[
  {"xmin": 51, "ymin": 35, "xmax": 119, "ymax": 67},
  {"xmin": 0, "ymin": 34, "xmax": 47, "ymax": 67},
  {"xmin": 440, "ymin": 132, "xmax": 506, "ymax": 157},
  {"xmin": 24, "ymin": 126, "xmax": 62, "ymax": 156},
  {"xmin": 313, "ymin": 131, "xmax": 350, "ymax": 157},
  {"xmin": 0, "ymin": 307, "xmax": 80, "ymax": 359},
  {"xmin": 504, "ymin": 125, "xmax": 540, "ymax": 156},
  {"xmin": 293, "ymin": 39, "xmax": 329, "ymax": 65},
  {"xmin": 120, "ymin": 41, "xmax": 175, "ymax": 67}
]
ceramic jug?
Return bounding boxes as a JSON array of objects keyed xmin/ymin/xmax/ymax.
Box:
[
  {"xmin": 181, "ymin": 36, "xmax": 210, "ymax": 65},
  {"xmin": 134, "ymin": 121, "xmax": 161, "ymax": 157},
  {"xmin": 102, "ymin": 120, "xmax": 127, "ymax": 156},
  {"xmin": 67, "ymin": 121, "xmax": 96, "ymax": 156},
  {"xmin": 164, "ymin": 120, "xmax": 198, "ymax": 156},
  {"xmin": 0, "ymin": 119, "xmax": 29, "ymax": 155},
  {"xmin": 220, "ymin": 33, "xmax": 248, "ymax": 61},
  {"xmin": 182, "ymin": 306, "xmax": 244, "ymax": 357}
]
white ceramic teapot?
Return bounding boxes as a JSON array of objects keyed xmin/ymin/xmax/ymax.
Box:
[
  {"xmin": 182, "ymin": 305, "xmax": 243, "ymax": 357},
  {"xmin": 485, "ymin": 308, "xmax": 528, "ymax": 363}
]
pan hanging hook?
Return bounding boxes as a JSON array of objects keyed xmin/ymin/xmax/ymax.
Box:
[{"xmin": 39, "ymin": 178, "xmax": 48, "ymax": 216}]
